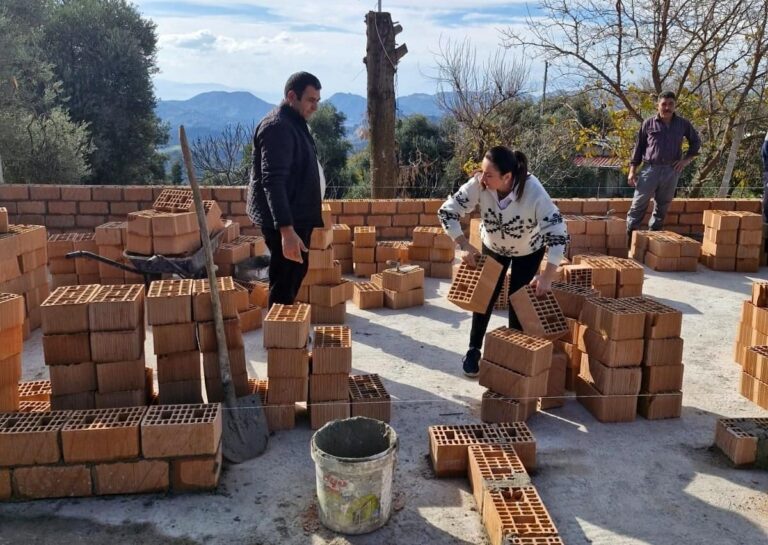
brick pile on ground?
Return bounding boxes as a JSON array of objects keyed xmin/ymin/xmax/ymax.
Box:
[
  {"xmin": 714, "ymin": 418, "xmax": 768, "ymax": 468},
  {"xmin": 262, "ymin": 303, "xmax": 311, "ymax": 431},
  {"xmin": 409, "ymin": 226, "xmax": 455, "ymax": 279},
  {"xmin": 1, "ymin": 224, "xmax": 48, "ymax": 335},
  {"xmin": 192, "ymin": 277, "xmax": 250, "ymax": 402},
  {"xmin": 0, "ymin": 294, "xmax": 25, "ymax": 411},
  {"xmin": 94, "ymin": 221, "xmax": 144, "ymax": 284},
  {"xmin": 0, "ymin": 403, "xmax": 223, "ymax": 501},
  {"xmin": 331, "ymin": 223, "xmax": 353, "ymax": 273},
  {"xmin": 352, "ymin": 280, "xmax": 384, "ymax": 310},
  {"xmin": 734, "ymin": 281, "xmax": 768, "ymax": 409},
  {"xmin": 569, "ymin": 254, "xmax": 644, "ymax": 297},
  {"xmin": 375, "ymin": 263, "xmax": 425, "ymax": 309},
  {"xmin": 375, "ymin": 240, "xmax": 409, "ymax": 273},
  {"xmin": 629, "ymin": 230, "xmax": 700, "ymax": 271},
  {"xmin": 308, "ymin": 325, "xmax": 352, "ymax": 429},
  {"xmin": 700, "ymin": 210, "xmax": 763, "ymax": 272},
  {"xmin": 564, "ymin": 214, "xmax": 628, "ymax": 258},
  {"xmin": 352, "ymin": 225, "xmax": 377, "ymax": 278}
]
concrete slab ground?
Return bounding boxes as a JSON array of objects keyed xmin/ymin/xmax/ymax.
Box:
[{"xmin": 1, "ymin": 265, "xmax": 767, "ymax": 545}]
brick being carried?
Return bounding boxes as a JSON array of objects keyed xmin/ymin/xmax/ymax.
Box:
[
  {"xmin": 147, "ymin": 279, "xmax": 193, "ymax": 325},
  {"xmin": 483, "ymin": 327, "xmax": 553, "ymax": 376},
  {"xmin": 192, "ymin": 276, "xmax": 240, "ymax": 321},
  {"xmin": 428, "ymin": 422, "xmax": 536, "ymax": 477},
  {"xmin": 483, "ymin": 487, "xmax": 559, "ymax": 545},
  {"xmin": 480, "ymin": 390, "xmax": 537, "ymax": 423},
  {"xmin": 468, "ymin": 444, "xmax": 530, "ymax": 513},
  {"xmin": 88, "ymin": 284, "xmax": 144, "ymax": 332},
  {"xmin": 550, "ymin": 281, "xmax": 598, "ymax": 319},
  {"xmin": 312, "ymin": 326, "xmax": 351, "ymax": 374},
  {"xmin": 348, "ymin": 374, "xmax": 391, "ymax": 422},
  {"xmin": 60, "ymin": 406, "xmax": 146, "ymax": 463},
  {"xmin": 713, "ymin": 418, "xmax": 768, "ymax": 466},
  {"xmin": 41, "ymin": 284, "xmax": 100, "ymax": 335},
  {"xmin": 141, "ymin": 403, "xmax": 222, "ymax": 458},
  {"xmin": 448, "ymin": 256, "xmax": 504, "ymax": 313},
  {"xmin": 509, "ymin": 285, "xmax": 568, "ymax": 340}
]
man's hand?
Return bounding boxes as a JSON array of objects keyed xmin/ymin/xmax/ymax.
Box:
[
  {"xmin": 280, "ymin": 226, "xmax": 307, "ymax": 263},
  {"xmin": 627, "ymin": 167, "xmax": 637, "ymax": 187},
  {"xmin": 673, "ymin": 157, "xmax": 692, "ymax": 173}
]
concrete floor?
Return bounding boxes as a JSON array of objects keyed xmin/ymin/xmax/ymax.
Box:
[{"xmin": 1, "ymin": 265, "xmax": 768, "ymax": 545}]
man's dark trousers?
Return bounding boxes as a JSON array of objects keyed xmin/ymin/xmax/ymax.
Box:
[{"xmin": 263, "ymin": 227, "xmax": 314, "ymax": 307}]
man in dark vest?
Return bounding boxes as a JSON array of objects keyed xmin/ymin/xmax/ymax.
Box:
[{"xmin": 248, "ymin": 72, "xmax": 324, "ymax": 306}]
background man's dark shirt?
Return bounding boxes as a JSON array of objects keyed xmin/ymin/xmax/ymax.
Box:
[{"xmin": 630, "ymin": 113, "xmax": 701, "ymax": 166}]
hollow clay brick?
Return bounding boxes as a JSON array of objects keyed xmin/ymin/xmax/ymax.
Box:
[
  {"xmin": 509, "ymin": 285, "xmax": 569, "ymax": 340},
  {"xmin": 170, "ymin": 447, "xmax": 223, "ymax": 491},
  {"xmin": 479, "ymin": 359, "xmax": 549, "ymax": 401},
  {"xmin": 263, "ymin": 303, "xmax": 311, "ymax": 348},
  {"xmin": 483, "ymin": 327, "xmax": 553, "ymax": 377},
  {"xmin": 141, "ymin": 403, "xmax": 222, "ymax": 458},
  {"xmin": 13, "ymin": 465, "xmax": 92, "ymax": 499},
  {"xmin": 309, "ymin": 400, "xmax": 350, "ymax": 430},
  {"xmin": 448, "ymin": 256, "xmax": 504, "ymax": 313},
  {"xmin": 61, "ymin": 406, "xmax": 145, "ymax": 463},
  {"xmin": 0, "ymin": 410, "xmax": 71, "ymax": 466},
  {"xmin": 468, "ymin": 444, "xmax": 530, "ymax": 513},
  {"xmin": 93, "ymin": 459, "xmax": 169, "ymax": 495},
  {"xmin": 481, "ymin": 390, "xmax": 538, "ymax": 423}
]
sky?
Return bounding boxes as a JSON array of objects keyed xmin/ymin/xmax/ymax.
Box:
[{"xmin": 133, "ymin": 0, "xmax": 547, "ymax": 102}]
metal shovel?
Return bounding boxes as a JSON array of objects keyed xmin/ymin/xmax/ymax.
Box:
[{"xmin": 180, "ymin": 125, "xmax": 268, "ymax": 463}]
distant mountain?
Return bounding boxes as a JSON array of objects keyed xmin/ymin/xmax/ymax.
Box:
[
  {"xmin": 396, "ymin": 93, "xmax": 447, "ymax": 119},
  {"xmin": 153, "ymin": 79, "xmax": 254, "ymax": 101}
]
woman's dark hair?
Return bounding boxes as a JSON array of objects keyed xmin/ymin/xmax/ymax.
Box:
[{"xmin": 484, "ymin": 146, "xmax": 529, "ymax": 200}]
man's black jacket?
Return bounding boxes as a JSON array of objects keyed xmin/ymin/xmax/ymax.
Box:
[{"xmin": 247, "ymin": 103, "xmax": 323, "ymax": 230}]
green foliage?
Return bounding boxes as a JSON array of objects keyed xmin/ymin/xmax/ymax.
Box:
[
  {"xmin": 308, "ymin": 103, "xmax": 354, "ymax": 198},
  {"xmin": 0, "ymin": 0, "xmax": 92, "ymax": 184},
  {"xmin": 42, "ymin": 0, "xmax": 168, "ymax": 184},
  {"xmin": 395, "ymin": 115, "xmax": 455, "ymax": 198},
  {"xmin": 343, "ymin": 147, "xmax": 372, "ymax": 199},
  {"xmin": 169, "ymin": 161, "xmax": 183, "ymax": 185}
]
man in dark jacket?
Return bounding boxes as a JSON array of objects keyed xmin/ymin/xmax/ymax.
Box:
[{"xmin": 248, "ymin": 72, "xmax": 324, "ymax": 306}]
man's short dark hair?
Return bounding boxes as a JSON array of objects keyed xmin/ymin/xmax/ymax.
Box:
[
  {"xmin": 658, "ymin": 90, "xmax": 676, "ymax": 101},
  {"xmin": 284, "ymin": 72, "xmax": 321, "ymax": 99}
]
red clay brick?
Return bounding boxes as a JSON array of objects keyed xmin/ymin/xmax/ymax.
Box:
[
  {"xmin": 29, "ymin": 185, "xmax": 60, "ymax": 200},
  {"xmin": 468, "ymin": 444, "xmax": 530, "ymax": 512},
  {"xmin": 61, "ymin": 186, "xmax": 91, "ymax": 200},
  {"xmin": 0, "ymin": 185, "xmax": 29, "ymax": 200},
  {"xmin": 397, "ymin": 200, "xmax": 423, "ymax": 213},
  {"xmin": 0, "ymin": 411, "xmax": 71, "ymax": 466},
  {"xmin": 0, "ymin": 468, "xmax": 9, "ymax": 500},
  {"xmin": 141, "ymin": 403, "xmax": 222, "ymax": 458},
  {"xmin": 338, "ymin": 215, "xmax": 365, "ymax": 226},
  {"xmin": 76, "ymin": 214, "xmax": 108, "ymax": 228},
  {"xmin": 61, "ymin": 406, "xmax": 145, "ymax": 463},
  {"xmin": 47, "ymin": 201, "xmax": 76, "ymax": 215},
  {"xmin": 170, "ymin": 447, "xmax": 223, "ymax": 491},
  {"xmin": 92, "ymin": 187, "xmax": 122, "ymax": 201},
  {"xmin": 92, "ymin": 459, "xmax": 169, "ymax": 495},
  {"xmin": 17, "ymin": 201, "xmax": 46, "ymax": 214},
  {"xmin": 123, "ymin": 186, "xmax": 154, "ymax": 201},
  {"xmin": 213, "ymin": 186, "xmax": 244, "ymax": 201},
  {"xmin": 80, "ymin": 201, "xmax": 109, "ymax": 215},
  {"xmin": 13, "ymin": 465, "xmax": 92, "ymax": 499}
]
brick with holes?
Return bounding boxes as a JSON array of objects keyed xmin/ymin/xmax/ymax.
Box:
[
  {"xmin": 448, "ymin": 256, "xmax": 504, "ymax": 313},
  {"xmin": 0, "ymin": 410, "xmax": 71, "ymax": 466},
  {"xmin": 468, "ymin": 444, "xmax": 530, "ymax": 513},
  {"xmin": 141, "ymin": 403, "xmax": 222, "ymax": 458},
  {"xmin": 60, "ymin": 406, "xmax": 146, "ymax": 463}
]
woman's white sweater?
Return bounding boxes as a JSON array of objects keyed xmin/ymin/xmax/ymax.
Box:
[{"xmin": 438, "ymin": 175, "xmax": 569, "ymax": 264}]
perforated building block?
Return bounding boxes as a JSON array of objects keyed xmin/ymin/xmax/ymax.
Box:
[
  {"xmin": 13, "ymin": 465, "xmax": 92, "ymax": 499},
  {"xmin": 550, "ymin": 282, "xmax": 598, "ymax": 319},
  {"xmin": 267, "ymin": 377, "xmax": 308, "ymax": 404},
  {"xmin": 448, "ymin": 256, "xmax": 504, "ymax": 313},
  {"xmin": 170, "ymin": 447, "xmax": 222, "ymax": 492},
  {"xmin": 482, "ymin": 487, "xmax": 559, "ymax": 545},
  {"xmin": 49, "ymin": 361, "xmax": 97, "ymax": 396},
  {"xmin": 96, "ymin": 358, "xmax": 146, "ymax": 394},
  {"xmin": 483, "ymin": 327, "xmax": 553, "ymax": 377},
  {"xmin": 61, "ymin": 406, "xmax": 145, "ymax": 463},
  {"xmin": 622, "ymin": 296, "xmax": 683, "ymax": 339},
  {"xmin": 192, "ymin": 277, "xmax": 240, "ymax": 321},
  {"xmin": 381, "ymin": 265, "xmax": 424, "ymax": 292},
  {"xmin": 146, "ymin": 279, "xmax": 193, "ymax": 325},
  {"xmin": 309, "ymin": 373, "xmax": 349, "ymax": 402},
  {"xmin": 481, "ymin": 390, "xmax": 537, "ymax": 423},
  {"xmin": 312, "ymin": 326, "xmax": 352, "ymax": 374},
  {"xmin": 18, "ymin": 379, "xmax": 51, "ymax": 402},
  {"xmin": 0, "ymin": 293, "xmax": 25, "ymax": 331},
  {"xmin": 41, "ymin": 284, "xmax": 100, "ymax": 335},
  {"xmin": 348, "ymin": 374, "xmax": 391, "ymax": 422},
  {"xmin": 581, "ymin": 327, "xmax": 644, "ymax": 367},
  {"xmin": 579, "ymin": 297, "xmax": 646, "ymax": 340},
  {"xmin": 0, "ymin": 410, "xmax": 71, "ymax": 466},
  {"xmin": 353, "ymin": 281, "xmax": 384, "ymax": 309},
  {"xmin": 0, "ymin": 207, "xmax": 7, "ymax": 233},
  {"xmin": 196, "ymin": 318, "xmax": 244, "ymax": 352},
  {"xmin": 468, "ymin": 444, "xmax": 530, "ymax": 513},
  {"xmin": 141, "ymin": 403, "xmax": 222, "ymax": 458},
  {"xmin": 580, "ymin": 356, "xmax": 641, "ymax": 395},
  {"xmin": 88, "ymin": 284, "xmax": 144, "ymax": 332},
  {"xmin": 479, "ymin": 359, "xmax": 549, "ymax": 401},
  {"xmin": 92, "ymin": 459, "xmax": 169, "ymax": 495},
  {"xmin": 90, "ymin": 329, "xmax": 144, "ymax": 363},
  {"xmin": 250, "ymin": 379, "xmax": 296, "ymax": 431},
  {"xmin": 42, "ymin": 332, "xmax": 91, "ymax": 366},
  {"xmin": 152, "ymin": 188, "xmax": 194, "ymax": 212},
  {"xmin": 263, "ymin": 303, "xmax": 311, "ymax": 348},
  {"xmin": 353, "ymin": 226, "xmax": 377, "ymax": 247},
  {"xmin": 574, "ymin": 375, "xmax": 637, "ymax": 422},
  {"xmin": 383, "ymin": 287, "xmax": 424, "ymax": 310},
  {"xmin": 714, "ymin": 418, "xmax": 768, "ymax": 466},
  {"xmin": 310, "ymin": 281, "xmax": 350, "ymax": 307},
  {"xmin": 428, "ymin": 423, "xmax": 536, "ymax": 476},
  {"xmin": 509, "ymin": 285, "xmax": 569, "ymax": 340},
  {"xmin": 637, "ymin": 391, "xmax": 682, "ymax": 420}
]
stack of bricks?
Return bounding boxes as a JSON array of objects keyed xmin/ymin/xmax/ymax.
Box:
[
  {"xmin": 147, "ymin": 279, "xmax": 201, "ymax": 405},
  {"xmin": 262, "ymin": 303, "xmax": 311, "ymax": 430},
  {"xmin": 353, "ymin": 226, "xmax": 377, "ymax": 277},
  {"xmin": 409, "ymin": 226, "xmax": 456, "ymax": 279},
  {"xmin": 213, "ymin": 238, "xmax": 250, "ymax": 277},
  {"xmin": 0, "ymin": 294, "xmax": 25, "ymax": 411},
  {"xmin": 331, "ymin": 224, "xmax": 353, "ymax": 273},
  {"xmin": 480, "ymin": 327, "xmax": 553, "ymax": 422},
  {"xmin": 714, "ymin": 418, "xmax": 768, "ymax": 468},
  {"xmin": 94, "ymin": 221, "xmax": 143, "ymax": 284},
  {"xmin": 309, "ymin": 326, "xmax": 352, "ymax": 429},
  {"xmin": 1, "ymin": 224, "xmax": 48, "ymax": 335},
  {"xmin": 632, "ymin": 297, "xmax": 685, "ymax": 419},
  {"xmin": 734, "ymin": 281, "xmax": 768, "ymax": 367},
  {"xmin": 348, "ymin": 374, "xmax": 391, "ymax": 422},
  {"xmin": 379, "ymin": 264, "xmax": 425, "ymax": 309},
  {"xmin": 0, "ymin": 403, "xmax": 222, "ymax": 501},
  {"xmin": 564, "ymin": 214, "xmax": 628, "ymax": 258},
  {"xmin": 448, "ymin": 256, "xmax": 504, "ymax": 313},
  {"xmin": 88, "ymin": 284, "xmax": 147, "ymax": 409},
  {"xmin": 234, "ymin": 282, "xmax": 263, "ymax": 333},
  {"xmin": 41, "ymin": 284, "xmax": 100, "ymax": 410},
  {"xmin": 237, "ymin": 279, "xmax": 269, "ymax": 313},
  {"xmin": 630, "ymin": 230, "xmax": 700, "ymax": 272},
  {"xmin": 700, "ymin": 210, "xmax": 763, "ymax": 272},
  {"xmin": 303, "ymin": 224, "xmax": 351, "ymax": 324},
  {"xmin": 352, "ymin": 280, "xmax": 384, "ymax": 310},
  {"xmin": 193, "ymin": 277, "xmax": 250, "ymax": 402},
  {"xmin": 569, "ymin": 254, "xmax": 644, "ymax": 297},
  {"xmin": 47, "ymin": 233, "xmax": 80, "ymax": 288},
  {"xmin": 375, "ymin": 240, "xmax": 409, "ymax": 273},
  {"xmin": 17, "ymin": 379, "xmax": 51, "ymax": 412},
  {"xmin": 736, "ymin": 282, "xmax": 768, "ymax": 409}
]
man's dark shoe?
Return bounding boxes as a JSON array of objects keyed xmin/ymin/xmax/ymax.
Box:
[{"xmin": 462, "ymin": 348, "xmax": 481, "ymax": 378}]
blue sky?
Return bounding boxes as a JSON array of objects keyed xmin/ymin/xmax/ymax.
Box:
[{"xmin": 134, "ymin": 0, "xmax": 546, "ymax": 101}]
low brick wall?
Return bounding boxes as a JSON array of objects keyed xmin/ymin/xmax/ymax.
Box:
[{"xmin": 0, "ymin": 184, "xmax": 762, "ymax": 239}]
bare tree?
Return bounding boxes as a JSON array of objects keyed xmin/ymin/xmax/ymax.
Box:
[
  {"xmin": 502, "ymin": 0, "xmax": 768, "ymax": 195},
  {"xmin": 433, "ymin": 37, "xmax": 530, "ymax": 161},
  {"xmin": 191, "ymin": 123, "xmax": 254, "ymax": 186}
]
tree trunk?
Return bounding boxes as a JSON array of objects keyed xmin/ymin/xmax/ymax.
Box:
[{"xmin": 718, "ymin": 118, "xmax": 745, "ymax": 197}]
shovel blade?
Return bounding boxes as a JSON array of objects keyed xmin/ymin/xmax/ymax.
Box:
[{"xmin": 221, "ymin": 394, "xmax": 269, "ymax": 464}]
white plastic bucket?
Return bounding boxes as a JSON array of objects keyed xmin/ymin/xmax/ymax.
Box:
[{"xmin": 310, "ymin": 416, "xmax": 398, "ymax": 534}]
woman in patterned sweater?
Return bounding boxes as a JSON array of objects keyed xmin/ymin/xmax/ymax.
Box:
[{"xmin": 438, "ymin": 146, "xmax": 569, "ymax": 377}]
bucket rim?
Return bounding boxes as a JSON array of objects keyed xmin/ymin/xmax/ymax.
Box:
[{"xmin": 311, "ymin": 438, "xmax": 398, "ymax": 464}]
